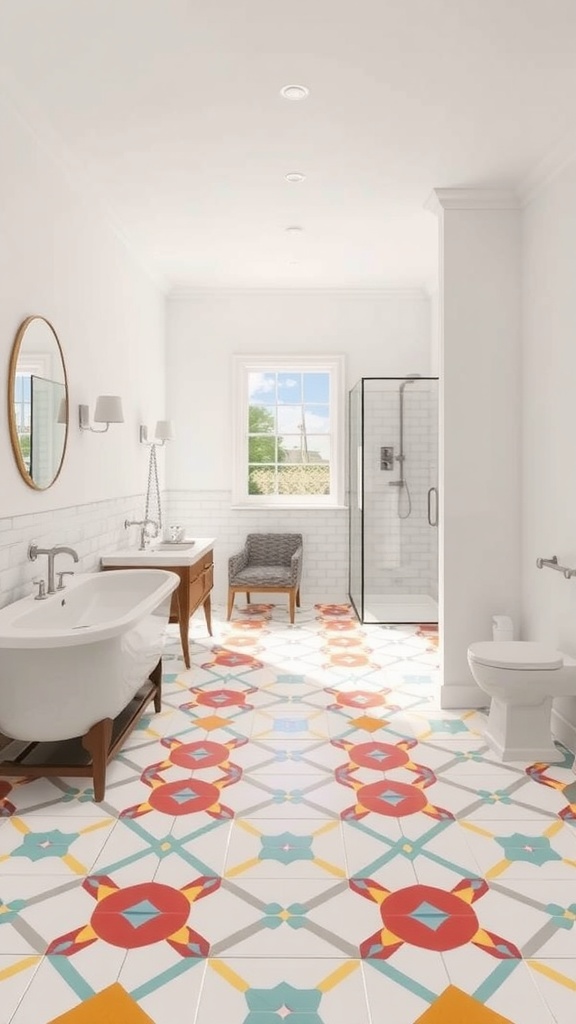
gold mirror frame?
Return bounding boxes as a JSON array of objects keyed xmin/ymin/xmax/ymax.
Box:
[{"xmin": 8, "ymin": 315, "xmax": 69, "ymax": 490}]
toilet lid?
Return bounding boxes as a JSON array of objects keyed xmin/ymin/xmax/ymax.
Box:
[{"xmin": 468, "ymin": 641, "xmax": 563, "ymax": 670}]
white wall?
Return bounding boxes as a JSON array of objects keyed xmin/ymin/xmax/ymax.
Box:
[
  {"xmin": 0, "ymin": 92, "xmax": 166, "ymax": 604},
  {"xmin": 431, "ymin": 192, "xmax": 522, "ymax": 707},
  {"xmin": 522, "ymin": 163, "xmax": 576, "ymax": 749},
  {"xmin": 165, "ymin": 289, "xmax": 432, "ymax": 604}
]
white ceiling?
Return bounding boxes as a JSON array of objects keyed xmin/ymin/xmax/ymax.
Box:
[{"xmin": 2, "ymin": 0, "xmax": 576, "ymax": 292}]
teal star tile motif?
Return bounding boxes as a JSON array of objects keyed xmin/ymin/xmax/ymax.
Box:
[
  {"xmin": 545, "ymin": 902, "xmax": 576, "ymax": 929},
  {"xmin": 261, "ymin": 903, "xmax": 309, "ymax": 930},
  {"xmin": 429, "ymin": 718, "xmax": 469, "ymax": 735},
  {"xmin": 245, "ymin": 982, "xmax": 322, "ymax": 1023},
  {"xmin": 260, "ymin": 832, "xmax": 315, "ymax": 865},
  {"xmin": 496, "ymin": 833, "xmax": 562, "ymax": 865},
  {"xmin": 11, "ymin": 828, "xmax": 78, "ymax": 862},
  {"xmin": 477, "ymin": 789, "xmax": 513, "ymax": 805}
]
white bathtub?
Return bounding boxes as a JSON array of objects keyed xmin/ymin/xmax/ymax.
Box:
[{"xmin": 0, "ymin": 569, "xmax": 179, "ymax": 741}]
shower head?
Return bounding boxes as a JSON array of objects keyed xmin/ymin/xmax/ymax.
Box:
[{"xmin": 399, "ymin": 374, "xmax": 421, "ymax": 393}]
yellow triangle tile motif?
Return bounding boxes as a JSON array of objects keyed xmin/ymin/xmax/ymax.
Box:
[
  {"xmin": 415, "ymin": 986, "xmax": 515, "ymax": 1023},
  {"xmin": 48, "ymin": 983, "xmax": 154, "ymax": 1023}
]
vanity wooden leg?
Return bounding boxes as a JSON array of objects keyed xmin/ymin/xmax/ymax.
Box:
[
  {"xmin": 177, "ymin": 581, "xmax": 191, "ymax": 669},
  {"xmin": 83, "ymin": 718, "xmax": 113, "ymax": 803},
  {"xmin": 150, "ymin": 659, "xmax": 162, "ymax": 712},
  {"xmin": 203, "ymin": 593, "xmax": 213, "ymax": 636},
  {"xmin": 227, "ymin": 589, "xmax": 235, "ymax": 620}
]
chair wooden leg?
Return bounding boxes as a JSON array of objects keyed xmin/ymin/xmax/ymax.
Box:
[
  {"xmin": 289, "ymin": 589, "xmax": 296, "ymax": 624},
  {"xmin": 227, "ymin": 589, "xmax": 235, "ymax": 620},
  {"xmin": 246, "ymin": 591, "xmax": 251, "ymax": 604},
  {"xmin": 296, "ymin": 587, "xmax": 301, "ymax": 608}
]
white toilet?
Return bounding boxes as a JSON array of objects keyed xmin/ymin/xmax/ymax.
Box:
[{"xmin": 467, "ymin": 640, "xmax": 576, "ymax": 762}]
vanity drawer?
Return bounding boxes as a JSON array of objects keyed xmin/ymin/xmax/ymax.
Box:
[{"xmin": 203, "ymin": 562, "xmax": 214, "ymax": 594}]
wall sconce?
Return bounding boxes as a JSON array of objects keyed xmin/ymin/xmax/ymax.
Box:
[
  {"xmin": 139, "ymin": 419, "xmax": 175, "ymax": 446},
  {"xmin": 79, "ymin": 395, "xmax": 124, "ymax": 433}
]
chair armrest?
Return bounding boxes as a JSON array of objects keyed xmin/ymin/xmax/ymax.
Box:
[
  {"xmin": 289, "ymin": 545, "xmax": 303, "ymax": 585},
  {"xmin": 229, "ymin": 548, "xmax": 249, "ymax": 582}
]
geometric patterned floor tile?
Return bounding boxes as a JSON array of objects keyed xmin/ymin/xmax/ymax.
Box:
[
  {"xmin": 4, "ymin": 606, "xmax": 576, "ymax": 1022},
  {"xmin": 414, "ymin": 985, "xmax": 514, "ymax": 1022},
  {"xmin": 47, "ymin": 983, "xmax": 153, "ymax": 1022}
]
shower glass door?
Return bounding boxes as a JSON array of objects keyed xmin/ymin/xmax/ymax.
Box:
[{"xmin": 349, "ymin": 377, "xmax": 439, "ymax": 624}]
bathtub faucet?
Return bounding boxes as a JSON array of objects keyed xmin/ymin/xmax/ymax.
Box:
[
  {"xmin": 124, "ymin": 518, "xmax": 159, "ymax": 551},
  {"xmin": 28, "ymin": 544, "xmax": 79, "ymax": 595}
]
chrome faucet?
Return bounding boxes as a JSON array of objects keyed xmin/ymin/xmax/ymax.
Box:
[
  {"xmin": 28, "ymin": 543, "xmax": 79, "ymax": 595},
  {"xmin": 124, "ymin": 518, "xmax": 159, "ymax": 551}
]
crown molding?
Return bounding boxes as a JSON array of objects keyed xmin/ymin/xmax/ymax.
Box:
[
  {"xmin": 519, "ymin": 137, "xmax": 576, "ymax": 206},
  {"xmin": 425, "ymin": 187, "xmax": 521, "ymax": 214},
  {"xmin": 167, "ymin": 284, "xmax": 430, "ymax": 299}
]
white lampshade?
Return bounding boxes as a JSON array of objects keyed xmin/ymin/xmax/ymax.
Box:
[
  {"xmin": 94, "ymin": 395, "xmax": 124, "ymax": 424},
  {"xmin": 154, "ymin": 419, "xmax": 175, "ymax": 441}
]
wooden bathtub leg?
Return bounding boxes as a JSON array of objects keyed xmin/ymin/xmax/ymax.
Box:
[
  {"xmin": 83, "ymin": 718, "xmax": 113, "ymax": 803},
  {"xmin": 150, "ymin": 658, "xmax": 163, "ymax": 712}
]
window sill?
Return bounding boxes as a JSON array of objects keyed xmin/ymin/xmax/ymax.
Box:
[{"xmin": 231, "ymin": 504, "xmax": 349, "ymax": 512}]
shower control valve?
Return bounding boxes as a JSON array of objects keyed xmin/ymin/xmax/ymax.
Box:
[{"xmin": 380, "ymin": 446, "xmax": 394, "ymax": 471}]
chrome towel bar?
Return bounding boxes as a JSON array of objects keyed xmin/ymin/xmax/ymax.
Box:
[{"xmin": 536, "ymin": 555, "xmax": 576, "ymax": 580}]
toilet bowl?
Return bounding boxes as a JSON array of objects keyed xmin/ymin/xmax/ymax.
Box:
[{"xmin": 467, "ymin": 641, "xmax": 576, "ymax": 762}]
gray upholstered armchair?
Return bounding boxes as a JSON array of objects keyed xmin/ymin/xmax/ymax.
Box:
[{"xmin": 227, "ymin": 533, "xmax": 303, "ymax": 623}]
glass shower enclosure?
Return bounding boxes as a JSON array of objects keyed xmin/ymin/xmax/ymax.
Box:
[{"xmin": 349, "ymin": 376, "xmax": 439, "ymax": 624}]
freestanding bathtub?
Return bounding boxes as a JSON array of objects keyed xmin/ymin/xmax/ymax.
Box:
[{"xmin": 0, "ymin": 568, "xmax": 179, "ymax": 800}]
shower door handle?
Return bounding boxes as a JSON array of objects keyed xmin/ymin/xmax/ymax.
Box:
[{"xmin": 427, "ymin": 487, "xmax": 438, "ymax": 527}]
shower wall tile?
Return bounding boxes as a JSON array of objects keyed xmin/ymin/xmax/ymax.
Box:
[{"xmin": 362, "ymin": 386, "xmax": 438, "ymax": 598}]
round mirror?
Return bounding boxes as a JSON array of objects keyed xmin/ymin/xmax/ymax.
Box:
[{"xmin": 8, "ymin": 316, "xmax": 68, "ymax": 490}]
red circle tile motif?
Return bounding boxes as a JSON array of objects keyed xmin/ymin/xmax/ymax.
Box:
[
  {"xmin": 358, "ymin": 779, "xmax": 427, "ymax": 817},
  {"xmin": 91, "ymin": 882, "xmax": 190, "ymax": 948},
  {"xmin": 170, "ymin": 741, "xmax": 230, "ymax": 770},
  {"xmin": 380, "ymin": 884, "xmax": 479, "ymax": 951},
  {"xmin": 196, "ymin": 690, "xmax": 247, "ymax": 708},
  {"xmin": 335, "ymin": 692, "xmax": 385, "ymax": 709},
  {"xmin": 148, "ymin": 778, "xmax": 220, "ymax": 816}
]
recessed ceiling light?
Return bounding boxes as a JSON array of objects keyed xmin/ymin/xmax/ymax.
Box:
[
  {"xmin": 285, "ymin": 225, "xmax": 304, "ymax": 234},
  {"xmin": 285, "ymin": 172, "xmax": 306, "ymax": 183},
  {"xmin": 280, "ymin": 84, "xmax": 309, "ymax": 101}
]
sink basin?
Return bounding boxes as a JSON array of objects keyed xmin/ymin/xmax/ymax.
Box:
[{"xmin": 155, "ymin": 540, "xmax": 196, "ymax": 550}]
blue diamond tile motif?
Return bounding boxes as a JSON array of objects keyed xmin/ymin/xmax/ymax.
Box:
[
  {"xmin": 121, "ymin": 899, "xmax": 162, "ymax": 928},
  {"xmin": 172, "ymin": 786, "xmax": 198, "ymax": 805},
  {"xmin": 377, "ymin": 789, "xmax": 405, "ymax": 806},
  {"xmin": 189, "ymin": 747, "xmax": 211, "ymax": 760},
  {"xmin": 273, "ymin": 718, "xmax": 306, "ymax": 733},
  {"xmin": 408, "ymin": 901, "xmax": 450, "ymax": 932},
  {"xmin": 368, "ymin": 748, "xmax": 388, "ymax": 762}
]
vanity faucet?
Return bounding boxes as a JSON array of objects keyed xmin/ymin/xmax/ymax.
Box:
[
  {"xmin": 124, "ymin": 518, "xmax": 159, "ymax": 551},
  {"xmin": 28, "ymin": 544, "xmax": 79, "ymax": 595}
]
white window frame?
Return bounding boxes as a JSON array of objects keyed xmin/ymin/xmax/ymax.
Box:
[{"xmin": 232, "ymin": 354, "xmax": 346, "ymax": 509}]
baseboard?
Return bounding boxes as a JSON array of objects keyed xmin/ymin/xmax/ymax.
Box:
[
  {"xmin": 440, "ymin": 682, "xmax": 487, "ymax": 710},
  {"xmin": 551, "ymin": 707, "xmax": 576, "ymax": 755}
]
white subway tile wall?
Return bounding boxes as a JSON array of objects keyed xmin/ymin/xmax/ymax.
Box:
[
  {"xmin": 164, "ymin": 490, "xmax": 350, "ymax": 605},
  {"xmin": 0, "ymin": 495, "xmax": 145, "ymax": 609},
  {"xmin": 363, "ymin": 384, "xmax": 438, "ymax": 597}
]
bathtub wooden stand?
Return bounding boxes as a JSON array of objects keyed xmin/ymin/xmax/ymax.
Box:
[{"xmin": 0, "ymin": 659, "xmax": 162, "ymax": 802}]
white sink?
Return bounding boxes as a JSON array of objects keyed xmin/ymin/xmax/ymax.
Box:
[{"xmin": 100, "ymin": 537, "xmax": 215, "ymax": 568}]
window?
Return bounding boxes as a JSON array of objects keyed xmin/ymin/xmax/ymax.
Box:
[{"xmin": 233, "ymin": 355, "xmax": 345, "ymax": 507}]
